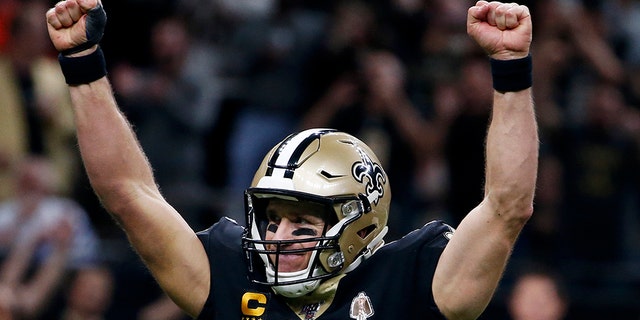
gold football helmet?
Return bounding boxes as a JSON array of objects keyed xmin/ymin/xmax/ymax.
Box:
[{"xmin": 242, "ymin": 128, "xmax": 391, "ymax": 297}]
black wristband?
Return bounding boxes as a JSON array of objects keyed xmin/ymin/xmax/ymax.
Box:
[
  {"xmin": 58, "ymin": 47, "xmax": 107, "ymax": 85},
  {"xmin": 490, "ymin": 54, "xmax": 532, "ymax": 92}
]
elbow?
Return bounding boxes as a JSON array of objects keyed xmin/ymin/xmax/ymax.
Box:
[
  {"xmin": 487, "ymin": 185, "xmax": 534, "ymax": 224},
  {"xmin": 91, "ymin": 179, "xmax": 158, "ymax": 215},
  {"xmin": 504, "ymin": 193, "xmax": 534, "ymax": 222},
  {"xmin": 437, "ymin": 291, "xmax": 496, "ymax": 320}
]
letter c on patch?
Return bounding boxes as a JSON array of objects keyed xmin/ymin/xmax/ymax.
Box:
[{"xmin": 241, "ymin": 292, "xmax": 267, "ymax": 316}]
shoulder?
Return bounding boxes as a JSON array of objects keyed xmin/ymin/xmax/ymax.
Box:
[
  {"xmin": 384, "ymin": 220, "xmax": 455, "ymax": 251},
  {"xmin": 337, "ymin": 221, "xmax": 455, "ymax": 318},
  {"xmin": 196, "ymin": 217, "xmax": 245, "ymax": 252},
  {"xmin": 199, "ymin": 216, "xmax": 244, "ymax": 234},
  {"xmin": 359, "ymin": 220, "xmax": 455, "ymax": 272}
]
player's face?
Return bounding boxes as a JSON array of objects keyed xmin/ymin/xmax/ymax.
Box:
[{"xmin": 264, "ymin": 199, "xmax": 328, "ymax": 272}]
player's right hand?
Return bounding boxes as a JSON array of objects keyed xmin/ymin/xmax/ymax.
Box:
[{"xmin": 46, "ymin": 0, "xmax": 106, "ymax": 56}]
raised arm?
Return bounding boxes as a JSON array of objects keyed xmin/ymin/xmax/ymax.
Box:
[
  {"xmin": 432, "ymin": 2, "xmax": 538, "ymax": 319},
  {"xmin": 45, "ymin": 0, "xmax": 209, "ymax": 316}
]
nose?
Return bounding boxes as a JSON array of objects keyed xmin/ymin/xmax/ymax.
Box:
[{"xmin": 271, "ymin": 218, "xmax": 296, "ymax": 241}]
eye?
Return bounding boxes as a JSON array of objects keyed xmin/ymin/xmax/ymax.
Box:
[
  {"xmin": 267, "ymin": 212, "xmax": 281, "ymax": 224},
  {"xmin": 290, "ymin": 216, "xmax": 307, "ymax": 225},
  {"xmin": 298, "ymin": 214, "xmax": 323, "ymax": 226}
]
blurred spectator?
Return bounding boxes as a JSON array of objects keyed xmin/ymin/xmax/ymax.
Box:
[
  {"xmin": 221, "ymin": 1, "xmax": 327, "ymax": 223},
  {"xmin": 530, "ymin": 0, "xmax": 625, "ymax": 132},
  {"xmin": 0, "ymin": 156, "xmax": 100, "ymax": 270},
  {"xmin": 0, "ymin": 209, "xmax": 72, "ymax": 319},
  {"xmin": 55, "ymin": 266, "xmax": 115, "ymax": 320},
  {"xmin": 177, "ymin": 0, "xmax": 277, "ymax": 42},
  {"xmin": 535, "ymin": 0, "xmax": 624, "ymax": 85},
  {"xmin": 409, "ymin": 0, "xmax": 475, "ymax": 110},
  {"xmin": 602, "ymin": 0, "xmax": 640, "ymax": 67},
  {"xmin": 0, "ymin": 0, "xmax": 78, "ymax": 201},
  {"xmin": 137, "ymin": 294, "xmax": 188, "ymax": 320},
  {"xmin": 0, "ymin": 156, "xmax": 99, "ymax": 318},
  {"xmin": 507, "ymin": 268, "xmax": 569, "ymax": 320},
  {"xmin": 99, "ymin": 0, "xmax": 175, "ymax": 67},
  {"xmin": 553, "ymin": 81, "xmax": 639, "ymax": 263},
  {"xmin": 301, "ymin": 49, "xmax": 434, "ymax": 240},
  {"xmin": 0, "ymin": 0, "xmax": 19, "ymax": 52},
  {"xmin": 0, "ymin": 156, "xmax": 97, "ymax": 317},
  {"xmin": 300, "ymin": 0, "xmax": 375, "ymax": 126},
  {"xmin": 301, "ymin": 0, "xmax": 376, "ymax": 113},
  {"xmin": 412, "ymin": 81, "xmax": 461, "ymax": 223},
  {"xmin": 443, "ymin": 53, "xmax": 493, "ymax": 226},
  {"xmin": 375, "ymin": 0, "xmax": 470, "ymax": 75},
  {"xmin": 111, "ymin": 14, "xmax": 224, "ymax": 231},
  {"xmin": 549, "ymin": 81, "xmax": 640, "ymax": 315}
]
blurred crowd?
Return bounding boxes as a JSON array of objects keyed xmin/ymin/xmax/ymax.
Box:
[{"xmin": 0, "ymin": 0, "xmax": 639, "ymax": 319}]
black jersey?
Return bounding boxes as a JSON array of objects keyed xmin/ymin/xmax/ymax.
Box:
[{"xmin": 196, "ymin": 217, "xmax": 453, "ymax": 320}]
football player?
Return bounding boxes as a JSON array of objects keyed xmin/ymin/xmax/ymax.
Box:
[{"xmin": 46, "ymin": 0, "xmax": 537, "ymax": 319}]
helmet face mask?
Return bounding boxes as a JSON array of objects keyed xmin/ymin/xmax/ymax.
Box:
[{"xmin": 241, "ymin": 129, "xmax": 391, "ymax": 297}]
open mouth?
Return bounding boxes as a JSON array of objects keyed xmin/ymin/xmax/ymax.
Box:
[{"xmin": 272, "ymin": 253, "xmax": 307, "ymax": 272}]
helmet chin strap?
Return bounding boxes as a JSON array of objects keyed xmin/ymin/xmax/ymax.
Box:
[
  {"xmin": 270, "ymin": 268, "xmax": 323, "ymax": 297},
  {"xmin": 267, "ymin": 248, "xmax": 326, "ymax": 297}
]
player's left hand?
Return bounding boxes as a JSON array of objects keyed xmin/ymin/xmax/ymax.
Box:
[{"xmin": 467, "ymin": 1, "xmax": 532, "ymax": 60}]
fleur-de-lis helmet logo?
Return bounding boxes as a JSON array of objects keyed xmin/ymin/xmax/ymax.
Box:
[{"xmin": 352, "ymin": 147, "xmax": 386, "ymax": 206}]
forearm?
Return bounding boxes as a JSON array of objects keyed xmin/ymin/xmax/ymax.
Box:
[
  {"xmin": 484, "ymin": 88, "xmax": 538, "ymax": 229},
  {"xmin": 69, "ymin": 77, "xmax": 159, "ymax": 214}
]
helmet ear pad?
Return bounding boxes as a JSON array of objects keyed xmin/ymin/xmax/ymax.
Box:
[{"xmin": 318, "ymin": 209, "xmax": 383, "ymax": 273}]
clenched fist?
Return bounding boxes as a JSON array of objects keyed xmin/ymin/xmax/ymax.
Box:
[
  {"xmin": 467, "ymin": 1, "xmax": 532, "ymax": 60},
  {"xmin": 46, "ymin": 0, "xmax": 106, "ymax": 56}
]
